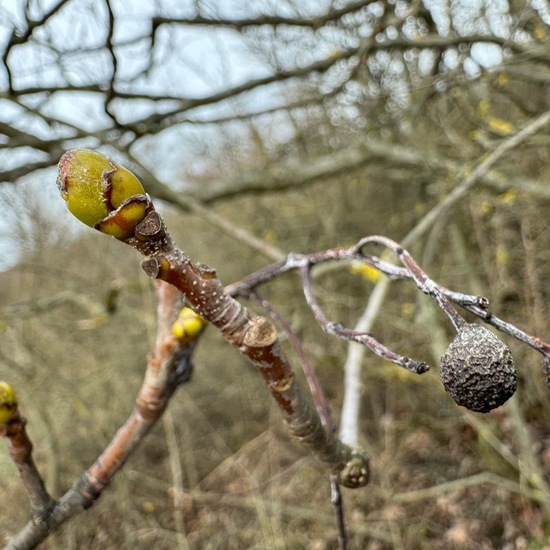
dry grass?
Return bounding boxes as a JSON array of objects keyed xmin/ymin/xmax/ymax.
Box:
[{"xmin": 2, "ymin": 177, "xmax": 550, "ymax": 549}]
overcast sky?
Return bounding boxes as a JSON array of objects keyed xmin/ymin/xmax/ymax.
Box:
[
  {"xmin": 0, "ymin": 0, "xmax": 275, "ymax": 270},
  {"xmin": 0, "ymin": 0, "xmax": 521, "ymax": 270}
]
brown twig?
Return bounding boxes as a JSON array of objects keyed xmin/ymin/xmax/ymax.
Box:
[
  {"xmin": 225, "ymin": 236, "xmax": 550, "ymax": 382},
  {"xmin": 355, "ymin": 236, "xmax": 467, "ymax": 332},
  {"xmin": 300, "ymin": 262, "xmax": 429, "ymax": 374},
  {"xmin": 249, "ymin": 292, "xmax": 349, "ymax": 548},
  {"xmin": 226, "ymin": 246, "xmax": 486, "ymax": 307},
  {"xmin": 4, "ymin": 281, "xmax": 194, "ymax": 550},
  {"xmin": 331, "ymin": 473, "xmax": 348, "ymax": 550},
  {"xmin": 130, "ymin": 209, "xmax": 369, "ymax": 489},
  {"xmin": 0, "ymin": 413, "xmax": 56, "ymax": 526}
]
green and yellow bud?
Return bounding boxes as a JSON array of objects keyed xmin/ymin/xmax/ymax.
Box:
[
  {"xmin": 0, "ymin": 381, "xmax": 17, "ymax": 426},
  {"xmin": 57, "ymin": 149, "xmax": 148, "ymax": 239},
  {"xmin": 96, "ymin": 196, "xmax": 149, "ymax": 239},
  {"xmin": 172, "ymin": 307, "xmax": 208, "ymax": 342}
]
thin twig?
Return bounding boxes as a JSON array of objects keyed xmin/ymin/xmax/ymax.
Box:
[
  {"xmin": 299, "ymin": 263, "xmax": 429, "ymax": 373},
  {"xmin": 0, "ymin": 413, "xmax": 56, "ymax": 525},
  {"xmin": 226, "ymin": 247, "xmax": 485, "ymax": 306},
  {"xmin": 355, "ymin": 236, "xmax": 467, "ymax": 332},
  {"xmin": 331, "ymin": 474, "xmax": 347, "ymax": 550},
  {"xmin": 4, "ymin": 282, "xmax": 195, "ymax": 550},
  {"xmin": 163, "ymin": 410, "xmax": 191, "ymax": 550},
  {"xmin": 339, "ymin": 107, "xmax": 550, "ymax": 446}
]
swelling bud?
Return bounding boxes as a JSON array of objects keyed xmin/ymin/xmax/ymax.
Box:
[
  {"xmin": 57, "ymin": 149, "xmax": 148, "ymax": 239},
  {"xmin": 440, "ymin": 324, "xmax": 517, "ymax": 413},
  {"xmin": 0, "ymin": 381, "xmax": 17, "ymax": 426},
  {"xmin": 172, "ymin": 307, "xmax": 208, "ymax": 343}
]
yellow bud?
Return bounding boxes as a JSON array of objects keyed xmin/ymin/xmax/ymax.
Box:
[
  {"xmin": 109, "ymin": 165, "xmax": 147, "ymax": 209},
  {"xmin": 96, "ymin": 196, "xmax": 149, "ymax": 240},
  {"xmin": 172, "ymin": 307, "xmax": 207, "ymax": 342},
  {"xmin": 57, "ymin": 149, "xmax": 110, "ymax": 226},
  {"xmin": 0, "ymin": 381, "xmax": 17, "ymax": 426},
  {"xmin": 57, "ymin": 149, "xmax": 147, "ymax": 236}
]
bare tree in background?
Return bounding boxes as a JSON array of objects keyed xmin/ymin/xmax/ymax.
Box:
[
  {"xmin": 2, "ymin": 0, "xmax": 549, "ymax": 201},
  {"xmin": 3, "ymin": 0, "xmax": 550, "ymax": 548}
]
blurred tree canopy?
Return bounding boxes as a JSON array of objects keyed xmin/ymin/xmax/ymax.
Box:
[{"xmin": 1, "ymin": 0, "xmax": 550, "ymax": 220}]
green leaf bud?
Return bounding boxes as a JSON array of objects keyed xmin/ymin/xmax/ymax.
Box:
[
  {"xmin": 0, "ymin": 381, "xmax": 17, "ymax": 426},
  {"xmin": 57, "ymin": 149, "xmax": 147, "ymax": 237}
]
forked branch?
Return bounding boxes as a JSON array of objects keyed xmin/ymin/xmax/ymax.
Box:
[
  {"xmin": 3, "ymin": 281, "xmax": 196, "ymax": 550},
  {"xmin": 6, "ymin": 146, "xmax": 550, "ymax": 549},
  {"xmin": 56, "ymin": 148, "xmax": 371, "ymax": 490}
]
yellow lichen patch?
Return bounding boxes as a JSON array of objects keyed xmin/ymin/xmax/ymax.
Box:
[
  {"xmin": 478, "ymin": 200, "xmax": 492, "ymax": 216},
  {"xmin": 497, "ymin": 189, "xmax": 517, "ymax": 205},
  {"xmin": 477, "ymin": 99, "xmax": 490, "ymax": 118},
  {"xmin": 263, "ymin": 229, "xmax": 277, "ymax": 243},
  {"xmin": 415, "ymin": 201, "xmax": 427, "ymax": 215},
  {"xmin": 496, "ymin": 244, "xmax": 509, "ymax": 267},
  {"xmin": 401, "ymin": 302, "xmax": 415, "ymax": 318},
  {"xmin": 487, "ymin": 116, "xmax": 515, "ymax": 136},
  {"xmin": 142, "ymin": 501, "xmax": 155, "ymax": 513},
  {"xmin": 497, "ymin": 73, "xmax": 509, "ymax": 87},
  {"xmin": 534, "ymin": 23, "xmax": 548, "ymax": 41},
  {"xmin": 476, "ymin": 100, "xmax": 515, "ymax": 136}
]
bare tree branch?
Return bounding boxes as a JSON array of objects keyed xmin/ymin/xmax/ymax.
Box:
[
  {"xmin": 152, "ymin": 0, "xmax": 377, "ymax": 31},
  {"xmin": 339, "ymin": 107, "xmax": 550, "ymax": 447}
]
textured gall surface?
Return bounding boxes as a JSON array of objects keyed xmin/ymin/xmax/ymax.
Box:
[{"xmin": 440, "ymin": 324, "xmax": 517, "ymax": 413}]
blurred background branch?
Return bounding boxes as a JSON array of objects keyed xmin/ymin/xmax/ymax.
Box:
[{"xmin": 2, "ymin": 0, "xmax": 550, "ymax": 547}]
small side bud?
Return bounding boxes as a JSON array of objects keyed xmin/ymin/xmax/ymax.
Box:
[
  {"xmin": 57, "ymin": 149, "xmax": 148, "ymax": 238},
  {"xmin": 172, "ymin": 307, "xmax": 208, "ymax": 343},
  {"xmin": 0, "ymin": 381, "xmax": 18, "ymax": 426},
  {"xmin": 440, "ymin": 324, "xmax": 517, "ymax": 413}
]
